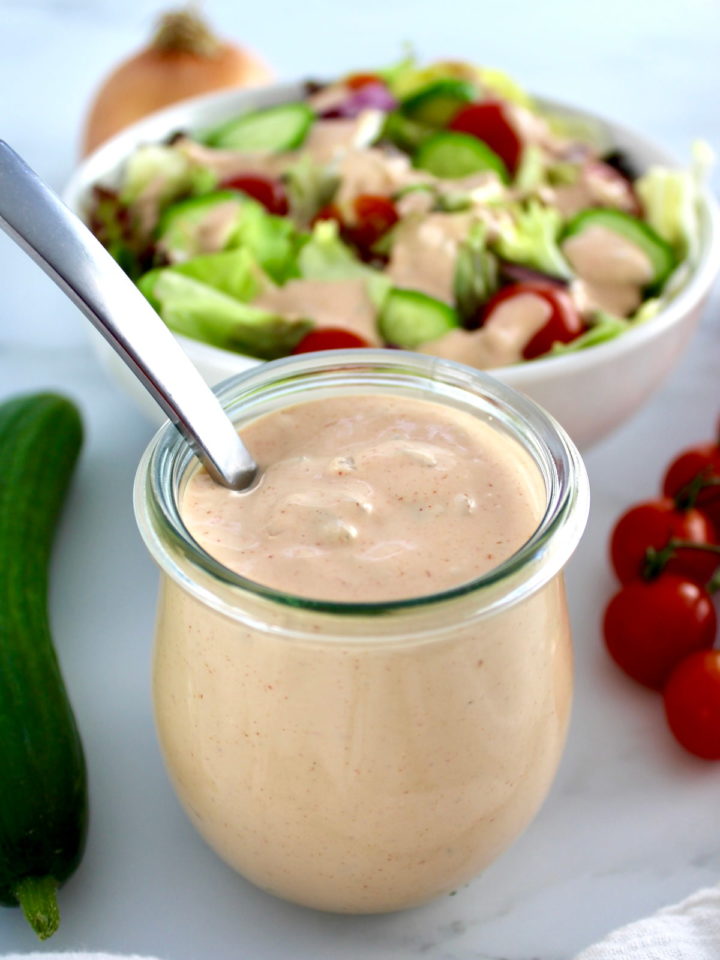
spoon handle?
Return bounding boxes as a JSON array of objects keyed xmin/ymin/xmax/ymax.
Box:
[{"xmin": 0, "ymin": 141, "xmax": 258, "ymax": 490}]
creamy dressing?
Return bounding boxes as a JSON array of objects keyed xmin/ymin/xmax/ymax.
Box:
[
  {"xmin": 177, "ymin": 136, "xmax": 294, "ymax": 181},
  {"xmin": 421, "ymin": 293, "xmax": 552, "ymax": 368},
  {"xmin": 301, "ymin": 111, "xmax": 384, "ymax": 163},
  {"xmin": 253, "ymin": 278, "xmax": 381, "ymax": 345},
  {"xmin": 387, "ymin": 212, "xmax": 479, "ymax": 303},
  {"xmin": 176, "ymin": 111, "xmax": 383, "ymax": 184},
  {"xmin": 543, "ymin": 162, "xmax": 638, "ymax": 219},
  {"xmin": 155, "ymin": 389, "xmax": 574, "ymax": 913},
  {"xmin": 160, "ymin": 199, "xmax": 241, "ymax": 262},
  {"xmin": 181, "ymin": 394, "xmax": 545, "ymax": 602},
  {"xmin": 306, "ymin": 82, "xmax": 352, "ymax": 114},
  {"xmin": 562, "ymin": 224, "xmax": 653, "ymax": 316},
  {"xmin": 335, "ymin": 148, "xmax": 418, "ymax": 217},
  {"xmin": 335, "ymin": 147, "xmax": 504, "ymax": 221}
]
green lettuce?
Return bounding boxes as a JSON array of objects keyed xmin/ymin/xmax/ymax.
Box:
[
  {"xmin": 478, "ymin": 67, "xmax": 533, "ymax": 108},
  {"xmin": 635, "ymin": 141, "xmax": 713, "ymax": 261},
  {"xmin": 539, "ymin": 109, "xmax": 610, "ymax": 153},
  {"xmin": 284, "ymin": 154, "xmax": 340, "ymax": 227},
  {"xmin": 453, "ymin": 221, "xmax": 498, "ymax": 323},
  {"xmin": 550, "ymin": 314, "xmax": 628, "ymax": 356},
  {"xmin": 137, "ymin": 250, "xmax": 310, "ymax": 358},
  {"xmin": 298, "ymin": 221, "xmax": 391, "ymax": 306},
  {"xmin": 379, "ymin": 54, "xmax": 480, "ymax": 100},
  {"xmin": 492, "ymin": 201, "xmax": 573, "ymax": 279},
  {"xmin": 140, "ymin": 248, "xmax": 262, "ymax": 305},
  {"xmin": 549, "ymin": 300, "xmax": 662, "ymax": 357},
  {"xmin": 120, "ymin": 144, "xmax": 217, "ymax": 206},
  {"xmin": 231, "ymin": 202, "xmax": 305, "ymax": 284}
]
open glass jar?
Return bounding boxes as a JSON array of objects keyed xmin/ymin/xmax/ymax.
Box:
[{"xmin": 135, "ymin": 350, "xmax": 589, "ymax": 914}]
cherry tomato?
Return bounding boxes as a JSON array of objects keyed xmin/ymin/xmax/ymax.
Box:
[
  {"xmin": 609, "ymin": 498, "xmax": 717, "ymax": 585},
  {"xmin": 346, "ymin": 194, "xmax": 399, "ymax": 254},
  {"xmin": 603, "ymin": 575, "xmax": 717, "ymax": 689},
  {"xmin": 480, "ymin": 283, "xmax": 584, "ymax": 359},
  {"xmin": 448, "ymin": 101, "xmax": 523, "ymax": 174},
  {"xmin": 311, "ymin": 203, "xmax": 342, "ymax": 227},
  {"xmin": 663, "ymin": 650, "xmax": 720, "ymax": 760},
  {"xmin": 292, "ymin": 329, "xmax": 370, "ymax": 353},
  {"xmin": 662, "ymin": 443, "xmax": 720, "ymax": 526},
  {"xmin": 346, "ymin": 72, "xmax": 384, "ymax": 90},
  {"xmin": 221, "ymin": 175, "xmax": 289, "ymax": 215}
]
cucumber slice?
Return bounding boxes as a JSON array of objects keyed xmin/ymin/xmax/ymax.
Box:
[
  {"xmin": 400, "ymin": 79, "xmax": 476, "ymax": 127},
  {"xmin": 205, "ymin": 103, "xmax": 315, "ymax": 153},
  {"xmin": 156, "ymin": 190, "xmax": 246, "ymax": 261},
  {"xmin": 413, "ymin": 132, "xmax": 509, "ymax": 183},
  {"xmin": 379, "ymin": 288, "xmax": 460, "ymax": 348},
  {"xmin": 562, "ymin": 208, "xmax": 676, "ymax": 290},
  {"xmin": 381, "ymin": 111, "xmax": 434, "ymax": 152}
]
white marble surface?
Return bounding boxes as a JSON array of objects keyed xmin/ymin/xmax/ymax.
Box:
[{"xmin": 1, "ymin": 0, "xmax": 720, "ymax": 956}]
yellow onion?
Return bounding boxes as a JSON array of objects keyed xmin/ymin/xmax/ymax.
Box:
[{"xmin": 81, "ymin": 7, "xmax": 273, "ymax": 156}]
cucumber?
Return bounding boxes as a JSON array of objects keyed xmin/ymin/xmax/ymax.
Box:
[
  {"xmin": 381, "ymin": 111, "xmax": 434, "ymax": 153},
  {"xmin": 156, "ymin": 190, "xmax": 246, "ymax": 261},
  {"xmin": 413, "ymin": 131, "xmax": 510, "ymax": 183},
  {"xmin": 400, "ymin": 79, "xmax": 476, "ymax": 127},
  {"xmin": 561, "ymin": 208, "xmax": 676, "ymax": 291},
  {"xmin": 379, "ymin": 288, "xmax": 460, "ymax": 348},
  {"xmin": 205, "ymin": 103, "xmax": 315, "ymax": 153},
  {"xmin": 0, "ymin": 393, "xmax": 86, "ymax": 940}
]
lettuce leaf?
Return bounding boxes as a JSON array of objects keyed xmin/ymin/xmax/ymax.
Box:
[
  {"xmin": 137, "ymin": 253, "xmax": 310, "ymax": 358},
  {"xmin": 298, "ymin": 221, "xmax": 391, "ymax": 306},
  {"xmin": 635, "ymin": 141, "xmax": 713, "ymax": 262},
  {"xmin": 492, "ymin": 201, "xmax": 573, "ymax": 279},
  {"xmin": 478, "ymin": 67, "xmax": 533, "ymax": 108},
  {"xmin": 121, "ymin": 144, "xmax": 217, "ymax": 206},
  {"xmin": 284, "ymin": 154, "xmax": 339, "ymax": 227},
  {"xmin": 232, "ymin": 202, "xmax": 305, "ymax": 284},
  {"xmin": 453, "ymin": 221, "xmax": 498, "ymax": 322},
  {"xmin": 549, "ymin": 314, "xmax": 628, "ymax": 356},
  {"xmin": 379, "ymin": 55, "xmax": 481, "ymax": 100},
  {"xmin": 539, "ymin": 109, "xmax": 610, "ymax": 154},
  {"xmin": 549, "ymin": 300, "xmax": 661, "ymax": 357}
]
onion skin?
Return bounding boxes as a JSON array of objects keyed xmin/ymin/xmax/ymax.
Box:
[{"xmin": 81, "ymin": 11, "xmax": 273, "ymax": 156}]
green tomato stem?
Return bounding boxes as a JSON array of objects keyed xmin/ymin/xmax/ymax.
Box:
[
  {"xmin": 12, "ymin": 876, "xmax": 60, "ymax": 940},
  {"xmin": 674, "ymin": 474, "xmax": 720, "ymax": 511},
  {"xmin": 643, "ymin": 538, "xmax": 720, "ymax": 587}
]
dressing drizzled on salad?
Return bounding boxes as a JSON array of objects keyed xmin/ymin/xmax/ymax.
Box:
[{"xmin": 89, "ymin": 58, "xmax": 706, "ymax": 367}]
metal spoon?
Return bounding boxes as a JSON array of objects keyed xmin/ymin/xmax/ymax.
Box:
[{"xmin": 0, "ymin": 141, "xmax": 258, "ymax": 491}]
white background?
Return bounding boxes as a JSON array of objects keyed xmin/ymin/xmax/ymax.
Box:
[{"xmin": 1, "ymin": 0, "xmax": 720, "ymax": 957}]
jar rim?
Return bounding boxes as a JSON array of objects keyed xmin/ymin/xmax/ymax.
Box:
[{"xmin": 134, "ymin": 350, "xmax": 589, "ymax": 623}]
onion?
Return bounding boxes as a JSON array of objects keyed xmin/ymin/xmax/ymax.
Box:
[
  {"xmin": 81, "ymin": 8, "xmax": 273, "ymax": 156},
  {"xmin": 320, "ymin": 83, "xmax": 397, "ymax": 119}
]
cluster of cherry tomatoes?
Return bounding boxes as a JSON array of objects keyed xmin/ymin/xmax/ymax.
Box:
[{"xmin": 604, "ymin": 427, "xmax": 720, "ymax": 760}]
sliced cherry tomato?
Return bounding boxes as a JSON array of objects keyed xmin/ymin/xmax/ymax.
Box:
[
  {"xmin": 664, "ymin": 650, "xmax": 720, "ymax": 760},
  {"xmin": 448, "ymin": 101, "xmax": 523, "ymax": 175},
  {"xmin": 609, "ymin": 498, "xmax": 717, "ymax": 585},
  {"xmin": 221, "ymin": 175, "xmax": 289, "ymax": 215},
  {"xmin": 662, "ymin": 443, "xmax": 720, "ymax": 525},
  {"xmin": 480, "ymin": 283, "xmax": 584, "ymax": 359},
  {"xmin": 346, "ymin": 73, "xmax": 384, "ymax": 90},
  {"xmin": 346, "ymin": 194, "xmax": 399, "ymax": 254},
  {"xmin": 603, "ymin": 575, "xmax": 717, "ymax": 689},
  {"xmin": 311, "ymin": 203, "xmax": 343, "ymax": 227},
  {"xmin": 292, "ymin": 329, "xmax": 370, "ymax": 354}
]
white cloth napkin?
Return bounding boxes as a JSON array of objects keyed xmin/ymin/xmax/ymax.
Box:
[
  {"xmin": 574, "ymin": 883, "xmax": 720, "ymax": 959},
  {"xmin": 3, "ymin": 887, "xmax": 720, "ymax": 960}
]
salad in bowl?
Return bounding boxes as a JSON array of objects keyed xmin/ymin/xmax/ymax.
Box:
[{"xmin": 86, "ymin": 57, "xmax": 710, "ymax": 372}]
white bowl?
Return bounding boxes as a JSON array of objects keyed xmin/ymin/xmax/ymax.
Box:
[{"xmin": 64, "ymin": 83, "xmax": 720, "ymax": 449}]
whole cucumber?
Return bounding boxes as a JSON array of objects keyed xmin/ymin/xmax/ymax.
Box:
[{"xmin": 0, "ymin": 392, "xmax": 87, "ymax": 939}]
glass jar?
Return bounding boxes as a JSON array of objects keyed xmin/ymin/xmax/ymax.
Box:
[{"xmin": 135, "ymin": 350, "xmax": 589, "ymax": 914}]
